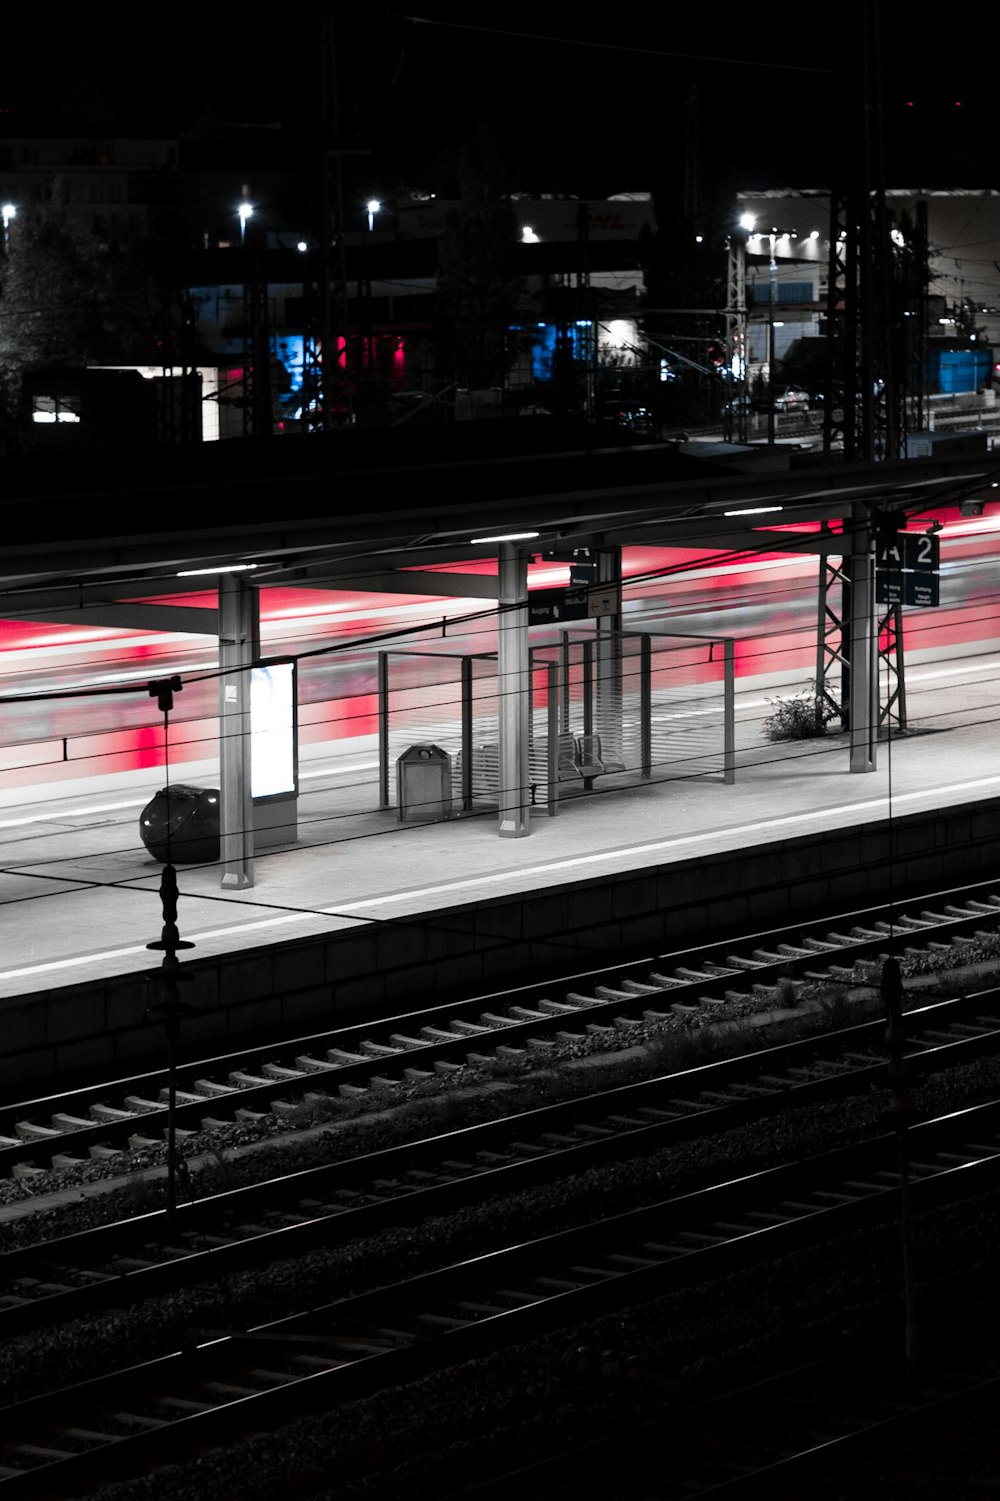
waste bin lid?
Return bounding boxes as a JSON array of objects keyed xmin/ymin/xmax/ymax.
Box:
[{"xmin": 398, "ymin": 743, "xmax": 450, "ymax": 762}]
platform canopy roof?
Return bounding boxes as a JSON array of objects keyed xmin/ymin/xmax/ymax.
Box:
[{"xmin": 1, "ymin": 419, "xmax": 997, "ymax": 620}]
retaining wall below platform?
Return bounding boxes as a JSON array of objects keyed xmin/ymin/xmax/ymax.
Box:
[{"xmin": 3, "ymin": 797, "xmax": 999, "ymax": 1095}]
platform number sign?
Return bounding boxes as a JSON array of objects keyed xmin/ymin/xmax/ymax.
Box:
[
  {"xmin": 530, "ymin": 549, "xmax": 607, "ymax": 623},
  {"xmin": 876, "ymin": 531, "xmax": 940, "ymax": 607}
]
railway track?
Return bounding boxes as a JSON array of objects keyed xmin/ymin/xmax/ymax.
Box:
[
  {"xmin": 455, "ymin": 1299, "xmax": 1000, "ymax": 1499},
  {"xmin": 1, "ymin": 879, "xmax": 998, "ymax": 1496},
  {"xmin": 2, "ymin": 1097, "xmax": 1000, "ymax": 1498},
  {"xmin": 3, "ymin": 984, "xmax": 1000, "ymax": 1336},
  {"xmin": 3, "ymin": 878, "xmax": 999, "ymax": 1188}
]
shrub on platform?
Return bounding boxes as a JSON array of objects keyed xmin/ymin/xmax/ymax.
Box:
[{"xmin": 763, "ymin": 689, "xmax": 836, "ymax": 742}]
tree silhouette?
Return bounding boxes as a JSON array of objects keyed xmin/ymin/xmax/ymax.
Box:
[
  {"xmin": 435, "ymin": 124, "xmax": 521, "ymax": 392},
  {"xmin": 0, "ymin": 198, "xmax": 166, "ymax": 438}
]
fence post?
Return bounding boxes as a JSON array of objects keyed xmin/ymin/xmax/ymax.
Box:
[
  {"xmin": 377, "ymin": 651, "xmax": 389, "ymax": 808},
  {"xmin": 724, "ymin": 637, "xmax": 736, "ymax": 784}
]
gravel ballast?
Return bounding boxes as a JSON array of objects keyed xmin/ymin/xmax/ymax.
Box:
[{"xmin": 3, "ymin": 952, "xmax": 1000, "ymax": 1499}]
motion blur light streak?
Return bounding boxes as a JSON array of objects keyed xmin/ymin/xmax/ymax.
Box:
[{"xmin": 0, "ymin": 508, "xmax": 997, "ymax": 792}]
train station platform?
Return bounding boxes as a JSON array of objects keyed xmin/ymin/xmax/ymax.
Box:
[{"xmin": 1, "ymin": 651, "xmax": 999, "ymax": 1092}]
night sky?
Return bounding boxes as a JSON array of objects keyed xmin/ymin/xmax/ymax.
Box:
[{"xmin": 0, "ymin": 8, "xmax": 992, "ymax": 204}]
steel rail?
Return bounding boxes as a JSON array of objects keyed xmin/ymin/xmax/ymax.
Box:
[
  {"xmin": 3, "ymin": 1098, "xmax": 1000, "ymax": 1497},
  {"xmin": 3, "ymin": 877, "xmax": 999, "ymax": 1182}
]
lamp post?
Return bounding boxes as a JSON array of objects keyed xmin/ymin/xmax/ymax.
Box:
[
  {"xmin": 238, "ymin": 187, "xmax": 271, "ymax": 438},
  {"xmin": 145, "ymin": 676, "xmax": 196, "ymax": 1234},
  {"xmin": 767, "ymin": 230, "xmax": 778, "ymax": 445},
  {"xmin": 726, "ymin": 214, "xmax": 753, "ymax": 443},
  {"xmin": 357, "ymin": 198, "xmax": 381, "ymax": 408},
  {"xmin": 1, "ymin": 203, "xmax": 15, "ymax": 251},
  {"xmin": 238, "ymin": 191, "xmax": 254, "ymax": 436},
  {"xmin": 881, "ymin": 955, "xmax": 918, "ymax": 1366}
]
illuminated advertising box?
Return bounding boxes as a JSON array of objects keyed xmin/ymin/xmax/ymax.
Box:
[{"xmin": 250, "ymin": 660, "xmax": 298, "ymax": 801}]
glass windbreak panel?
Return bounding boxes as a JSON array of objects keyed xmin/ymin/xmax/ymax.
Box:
[
  {"xmin": 383, "ymin": 650, "xmax": 465, "ymax": 808},
  {"xmin": 532, "ymin": 629, "xmax": 729, "ymax": 786},
  {"xmin": 647, "ymin": 635, "xmax": 727, "ymax": 780},
  {"xmin": 465, "ymin": 655, "xmax": 500, "ymax": 803}
]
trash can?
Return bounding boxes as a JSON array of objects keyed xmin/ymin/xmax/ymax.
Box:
[
  {"xmin": 396, "ymin": 744, "xmax": 452, "ymax": 822},
  {"xmin": 139, "ymin": 784, "xmax": 221, "ymax": 863}
]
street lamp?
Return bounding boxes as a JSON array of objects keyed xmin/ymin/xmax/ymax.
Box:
[
  {"xmin": 1, "ymin": 203, "xmax": 15, "ymax": 249},
  {"xmin": 360, "ymin": 199, "xmax": 382, "ymax": 392},
  {"xmin": 768, "ymin": 229, "xmax": 778, "ymax": 443},
  {"xmin": 236, "ymin": 187, "xmax": 270, "ymax": 438},
  {"xmin": 238, "ymin": 195, "xmax": 253, "ymax": 245}
]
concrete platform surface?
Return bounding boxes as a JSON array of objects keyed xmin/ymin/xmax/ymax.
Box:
[{"xmin": 1, "ymin": 651, "xmax": 998, "ymax": 1002}]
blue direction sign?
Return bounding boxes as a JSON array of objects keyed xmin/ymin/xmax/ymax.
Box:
[
  {"xmin": 906, "ymin": 573, "xmax": 940, "ymax": 607},
  {"xmin": 875, "ymin": 530, "xmax": 940, "ymax": 608},
  {"xmin": 539, "ymin": 549, "xmax": 598, "ymax": 585},
  {"xmin": 541, "ymin": 548, "xmax": 593, "ymax": 564},
  {"xmin": 528, "ymin": 587, "xmax": 589, "ymax": 625},
  {"xmin": 878, "ymin": 573, "xmax": 941, "ymax": 606},
  {"xmin": 876, "ymin": 532, "xmax": 940, "ymax": 575}
]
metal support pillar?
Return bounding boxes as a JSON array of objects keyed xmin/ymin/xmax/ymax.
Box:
[
  {"xmin": 907, "ymin": 201, "xmax": 929, "ymax": 438},
  {"xmin": 823, "ymin": 186, "xmax": 857, "ymax": 459},
  {"xmin": 546, "ymin": 662, "xmax": 558, "ymax": 816},
  {"xmin": 816, "ymin": 546, "xmax": 850, "ymax": 729},
  {"xmin": 723, "ymin": 638, "xmax": 736, "ymax": 784},
  {"xmin": 461, "ymin": 656, "xmax": 474, "ymax": 812},
  {"xmin": 583, "ymin": 640, "xmax": 594, "ymax": 736},
  {"xmin": 219, "ymin": 575, "xmax": 258, "ymax": 887},
  {"xmin": 724, "ymin": 232, "xmax": 748, "ymax": 444},
  {"xmin": 847, "ymin": 518, "xmax": 877, "ymax": 773},
  {"xmin": 640, "ymin": 635, "xmax": 652, "ymax": 778},
  {"xmin": 878, "ymin": 604, "xmax": 907, "ymax": 732},
  {"xmin": 595, "ymin": 547, "xmax": 623, "ymax": 765},
  {"xmin": 377, "ymin": 651, "xmax": 389, "ymax": 808},
  {"xmin": 497, "ymin": 543, "xmax": 529, "ymax": 837}
]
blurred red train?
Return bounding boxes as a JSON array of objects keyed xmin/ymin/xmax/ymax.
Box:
[{"xmin": 0, "ymin": 505, "xmax": 997, "ymax": 791}]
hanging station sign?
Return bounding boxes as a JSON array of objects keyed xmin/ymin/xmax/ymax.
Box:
[
  {"xmin": 876, "ymin": 532, "xmax": 940, "ymax": 607},
  {"xmin": 528, "ymin": 582, "xmax": 621, "ymax": 625}
]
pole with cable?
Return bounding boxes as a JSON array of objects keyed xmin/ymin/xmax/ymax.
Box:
[
  {"xmin": 881, "ymin": 952, "xmax": 917, "ymax": 1367},
  {"xmin": 144, "ymin": 676, "xmax": 195, "ymax": 1234},
  {"xmin": 875, "ymin": 509, "xmax": 916, "ymax": 1363}
]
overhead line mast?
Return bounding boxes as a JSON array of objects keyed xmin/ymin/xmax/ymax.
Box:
[
  {"xmin": 302, "ymin": 11, "xmax": 355, "ymax": 432},
  {"xmin": 816, "ymin": 8, "xmax": 932, "ymax": 741}
]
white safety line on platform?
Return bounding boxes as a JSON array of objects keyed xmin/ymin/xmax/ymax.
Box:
[
  {"xmin": 0, "ymin": 761, "xmax": 381, "ymax": 829},
  {"xmin": 300, "ymin": 760, "xmax": 380, "ymax": 779},
  {"xmin": 3, "ymin": 771, "xmax": 999, "ymax": 988},
  {"xmin": 332, "ymin": 774, "xmax": 1000, "ymax": 911},
  {"xmin": 0, "ymin": 800, "xmax": 150, "ymax": 827},
  {"xmin": 0, "ymin": 910, "xmax": 326, "ymax": 984}
]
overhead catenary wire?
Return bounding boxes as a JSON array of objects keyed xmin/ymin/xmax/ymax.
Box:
[
  {"xmin": 0, "ymin": 509, "xmax": 997, "ymax": 901},
  {"xmin": 2, "ymin": 481, "xmax": 997, "ymax": 708},
  {"xmin": 0, "ymin": 517, "xmax": 955, "ymax": 709},
  {"xmin": 7, "ymin": 690, "xmax": 1000, "ymax": 895}
]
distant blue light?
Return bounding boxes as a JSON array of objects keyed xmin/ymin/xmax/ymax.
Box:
[
  {"xmin": 529, "ymin": 322, "xmax": 591, "ymax": 382},
  {"xmin": 273, "ymin": 334, "xmax": 305, "ymax": 393}
]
